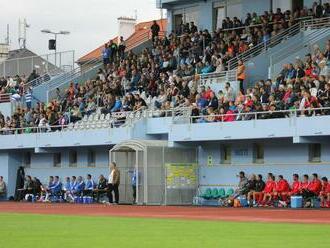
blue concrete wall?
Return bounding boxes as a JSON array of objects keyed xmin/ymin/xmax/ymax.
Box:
[{"xmin": 198, "ymin": 141, "xmax": 330, "ymax": 189}]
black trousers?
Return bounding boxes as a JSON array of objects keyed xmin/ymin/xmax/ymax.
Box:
[
  {"xmin": 302, "ymin": 189, "xmax": 317, "ymax": 199},
  {"xmin": 132, "ymin": 185, "xmax": 136, "ymax": 203},
  {"xmin": 108, "ymin": 184, "xmax": 119, "ymax": 204},
  {"xmin": 238, "ymin": 79, "xmax": 244, "ymax": 94}
]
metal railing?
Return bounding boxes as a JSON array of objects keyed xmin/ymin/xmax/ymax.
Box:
[
  {"xmin": 221, "ymin": 15, "xmax": 312, "ymax": 33},
  {"xmin": 182, "ymin": 107, "xmax": 330, "ymax": 125},
  {"xmin": 269, "ymin": 18, "xmax": 330, "ymax": 77},
  {"xmin": 0, "ymin": 50, "xmax": 75, "ymax": 78},
  {"xmin": 0, "ymin": 93, "xmax": 12, "ymax": 103},
  {"xmin": 1, "ymin": 106, "xmax": 330, "ymax": 136},
  {"xmin": 227, "ymin": 16, "xmax": 330, "ymax": 70},
  {"xmin": 198, "ymin": 69, "xmax": 237, "ymax": 85},
  {"xmin": 227, "ymin": 22, "xmax": 301, "ymax": 70}
]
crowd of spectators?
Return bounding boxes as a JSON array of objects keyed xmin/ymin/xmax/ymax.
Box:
[
  {"xmin": 0, "ymin": 5, "xmax": 329, "ymax": 134},
  {"xmin": 227, "ymin": 171, "xmax": 330, "ymax": 208}
]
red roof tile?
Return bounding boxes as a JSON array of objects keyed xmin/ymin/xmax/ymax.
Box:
[{"xmin": 77, "ymin": 19, "xmax": 167, "ymax": 63}]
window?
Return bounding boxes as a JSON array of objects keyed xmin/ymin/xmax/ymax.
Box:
[
  {"xmin": 221, "ymin": 145, "xmax": 231, "ymax": 164},
  {"xmin": 22, "ymin": 152, "xmax": 31, "ymax": 168},
  {"xmin": 253, "ymin": 144, "xmax": 264, "ymax": 164},
  {"xmin": 87, "ymin": 150, "xmax": 96, "ymax": 167},
  {"xmin": 69, "ymin": 150, "xmax": 77, "ymax": 167},
  {"xmin": 309, "ymin": 144, "xmax": 321, "ymax": 163},
  {"xmin": 53, "ymin": 153, "xmax": 61, "ymax": 167}
]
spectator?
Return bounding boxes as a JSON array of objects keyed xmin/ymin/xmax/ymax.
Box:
[
  {"xmin": 151, "ymin": 20, "xmax": 160, "ymax": 42},
  {"xmin": 237, "ymin": 60, "xmax": 246, "ymax": 93}
]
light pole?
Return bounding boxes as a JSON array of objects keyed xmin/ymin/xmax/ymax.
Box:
[{"xmin": 41, "ymin": 29, "xmax": 70, "ymax": 68}]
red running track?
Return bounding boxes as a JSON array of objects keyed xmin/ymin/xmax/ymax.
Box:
[{"xmin": 0, "ymin": 202, "xmax": 329, "ymax": 224}]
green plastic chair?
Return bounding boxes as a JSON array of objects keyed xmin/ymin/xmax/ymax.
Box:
[
  {"xmin": 201, "ymin": 188, "xmax": 212, "ymax": 199},
  {"xmin": 217, "ymin": 188, "xmax": 225, "ymax": 198},
  {"xmin": 225, "ymin": 188, "xmax": 234, "ymax": 197},
  {"xmin": 211, "ymin": 188, "xmax": 219, "ymax": 199}
]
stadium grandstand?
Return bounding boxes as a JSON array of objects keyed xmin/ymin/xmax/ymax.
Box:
[
  {"xmin": 0, "ymin": 0, "xmax": 330, "ymax": 212},
  {"xmin": 2, "ymin": 1, "xmax": 330, "ymax": 247}
]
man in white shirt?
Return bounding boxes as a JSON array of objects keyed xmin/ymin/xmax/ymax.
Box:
[{"xmin": 108, "ymin": 162, "xmax": 120, "ymax": 204}]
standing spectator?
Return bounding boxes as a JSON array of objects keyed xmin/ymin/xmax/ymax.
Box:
[
  {"xmin": 237, "ymin": 59, "xmax": 246, "ymax": 93},
  {"xmin": 130, "ymin": 169, "xmax": 137, "ymax": 204},
  {"xmin": 0, "ymin": 176, "xmax": 6, "ymax": 200},
  {"xmin": 25, "ymin": 87, "xmax": 32, "ymax": 109},
  {"xmin": 27, "ymin": 70, "xmax": 39, "ymax": 83},
  {"xmin": 151, "ymin": 20, "xmax": 160, "ymax": 42},
  {"xmin": 118, "ymin": 36, "xmax": 126, "ymax": 60},
  {"xmin": 108, "ymin": 40, "xmax": 118, "ymax": 63},
  {"xmin": 108, "ymin": 162, "xmax": 120, "ymax": 204},
  {"xmin": 102, "ymin": 43, "xmax": 110, "ymax": 66}
]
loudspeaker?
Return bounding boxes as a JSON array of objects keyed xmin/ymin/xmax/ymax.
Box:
[{"xmin": 48, "ymin": 39, "xmax": 56, "ymax": 50}]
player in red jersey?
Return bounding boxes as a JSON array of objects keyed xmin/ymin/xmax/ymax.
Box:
[
  {"xmin": 300, "ymin": 174, "xmax": 310, "ymax": 193},
  {"xmin": 259, "ymin": 173, "xmax": 276, "ymax": 206},
  {"xmin": 288, "ymin": 174, "xmax": 301, "ymax": 197},
  {"xmin": 319, "ymin": 177, "xmax": 330, "ymax": 208},
  {"xmin": 302, "ymin": 173, "xmax": 322, "ymax": 207},
  {"xmin": 274, "ymin": 175, "xmax": 290, "ymax": 202}
]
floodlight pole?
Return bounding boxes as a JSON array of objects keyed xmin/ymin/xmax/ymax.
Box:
[{"xmin": 41, "ymin": 29, "xmax": 70, "ymax": 68}]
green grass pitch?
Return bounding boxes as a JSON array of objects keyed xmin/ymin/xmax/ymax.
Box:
[{"xmin": 0, "ymin": 213, "xmax": 328, "ymax": 248}]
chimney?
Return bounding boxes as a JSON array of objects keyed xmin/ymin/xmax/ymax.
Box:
[{"xmin": 117, "ymin": 17, "xmax": 137, "ymax": 41}]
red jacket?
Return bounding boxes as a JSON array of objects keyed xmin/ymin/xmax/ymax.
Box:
[
  {"xmin": 300, "ymin": 181, "xmax": 310, "ymax": 191},
  {"xmin": 308, "ymin": 179, "xmax": 322, "ymax": 194},
  {"xmin": 321, "ymin": 182, "xmax": 330, "ymax": 194},
  {"xmin": 263, "ymin": 180, "xmax": 276, "ymax": 193},
  {"xmin": 290, "ymin": 181, "xmax": 301, "ymax": 194},
  {"xmin": 223, "ymin": 110, "xmax": 235, "ymax": 122},
  {"xmin": 276, "ymin": 179, "xmax": 290, "ymax": 193}
]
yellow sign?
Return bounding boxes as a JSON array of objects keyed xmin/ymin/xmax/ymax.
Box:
[{"xmin": 165, "ymin": 163, "xmax": 197, "ymax": 189}]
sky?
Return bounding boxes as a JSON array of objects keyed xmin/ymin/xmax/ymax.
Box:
[{"xmin": 0, "ymin": 0, "xmax": 162, "ymax": 60}]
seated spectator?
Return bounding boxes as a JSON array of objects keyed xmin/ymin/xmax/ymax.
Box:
[{"xmin": 0, "ymin": 176, "xmax": 7, "ymax": 200}]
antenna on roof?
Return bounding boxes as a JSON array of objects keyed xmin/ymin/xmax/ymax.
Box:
[
  {"xmin": 5, "ymin": 24, "xmax": 10, "ymax": 45},
  {"xmin": 18, "ymin": 18, "xmax": 30, "ymax": 49},
  {"xmin": 134, "ymin": 9, "xmax": 138, "ymax": 20}
]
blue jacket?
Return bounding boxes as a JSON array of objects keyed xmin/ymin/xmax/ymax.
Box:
[
  {"xmin": 111, "ymin": 100, "xmax": 122, "ymax": 112},
  {"xmin": 49, "ymin": 181, "xmax": 62, "ymax": 194},
  {"xmin": 63, "ymin": 181, "xmax": 71, "ymax": 191},
  {"xmin": 75, "ymin": 181, "xmax": 85, "ymax": 193},
  {"xmin": 85, "ymin": 180, "xmax": 95, "ymax": 190},
  {"xmin": 102, "ymin": 48, "xmax": 110, "ymax": 59},
  {"xmin": 70, "ymin": 181, "xmax": 78, "ymax": 191},
  {"xmin": 131, "ymin": 171, "xmax": 137, "ymax": 186}
]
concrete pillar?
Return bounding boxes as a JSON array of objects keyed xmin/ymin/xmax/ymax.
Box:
[{"xmin": 0, "ymin": 152, "xmax": 22, "ymax": 198}]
